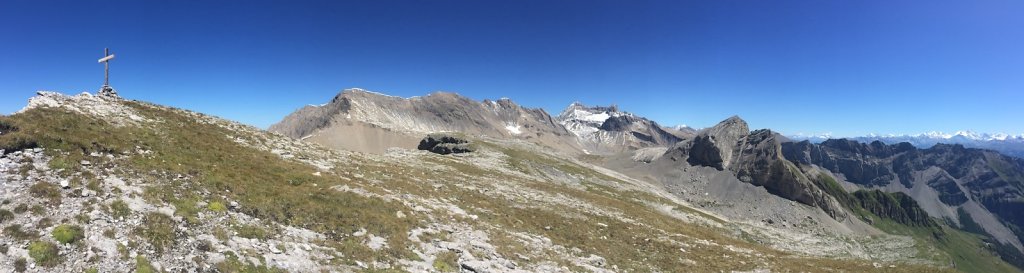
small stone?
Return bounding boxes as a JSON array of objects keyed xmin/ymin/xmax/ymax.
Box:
[
  {"xmin": 543, "ymin": 226, "xmax": 552, "ymax": 231},
  {"xmin": 60, "ymin": 180, "xmax": 71, "ymax": 189},
  {"xmin": 229, "ymin": 201, "xmax": 239, "ymax": 209},
  {"xmin": 270, "ymin": 244, "xmax": 282, "ymax": 254},
  {"xmin": 80, "ymin": 160, "xmax": 91, "ymax": 166}
]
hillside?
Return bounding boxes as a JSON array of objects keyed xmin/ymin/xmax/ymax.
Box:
[
  {"xmin": 0, "ymin": 91, "xmax": 971, "ymax": 272},
  {"xmin": 269, "ymin": 88, "xmax": 579, "ymax": 154}
]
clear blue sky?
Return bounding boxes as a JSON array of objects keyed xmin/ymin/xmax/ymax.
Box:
[{"xmin": 2, "ymin": 0, "xmax": 1022, "ymax": 136}]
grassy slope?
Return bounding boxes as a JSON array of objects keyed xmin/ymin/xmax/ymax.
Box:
[
  {"xmin": 1, "ymin": 104, "xmax": 419, "ymax": 266},
  {"xmin": 0, "ymin": 99, "xmax": 954, "ymax": 272}
]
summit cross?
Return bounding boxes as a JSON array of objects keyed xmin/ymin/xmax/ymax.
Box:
[{"xmin": 98, "ymin": 48, "xmax": 115, "ymax": 86}]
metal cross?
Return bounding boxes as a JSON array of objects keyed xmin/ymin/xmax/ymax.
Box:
[{"xmin": 98, "ymin": 48, "xmax": 115, "ymax": 86}]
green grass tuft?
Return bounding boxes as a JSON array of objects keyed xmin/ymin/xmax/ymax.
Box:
[
  {"xmin": 432, "ymin": 251, "xmax": 459, "ymax": 272},
  {"xmin": 234, "ymin": 224, "xmax": 269, "ymax": 240},
  {"xmin": 52, "ymin": 224, "xmax": 85, "ymax": 244},
  {"xmin": 110, "ymin": 199, "xmax": 132, "ymax": 219},
  {"xmin": 137, "ymin": 212, "xmax": 175, "ymax": 253},
  {"xmin": 207, "ymin": 201, "xmax": 227, "ymax": 212},
  {"xmin": 136, "ymin": 255, "xmax": 158, "ymax": 273},
  {"xmin": 4, "ymin": 224, "xmax": 37, "ymax": 241},
  {"xmin": 28, "ymin": 240, "xmax": 60, "ymax": 267},
  {"xmin": 29, "ymin": 181, "xmax": 62, "ymax": 207}
]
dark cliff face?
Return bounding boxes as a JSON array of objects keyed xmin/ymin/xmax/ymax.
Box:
[
  {"xmin": 684, "ymin": 116, "xmax": 749, "ymax": 170},
  {"xmin": 730, "ymin": 130, "xmax": 847, "ymax": 220},
  {"xmin": 677, "ymin": 117, "xmax": 847, "ymax": 220},
  {"xmin": 781, "ymin": 140, "xmax": 897, "ymax": 187},
  {"xmin": 782, "ymin": 138, "xmax": 1024, "ymax": 245}
]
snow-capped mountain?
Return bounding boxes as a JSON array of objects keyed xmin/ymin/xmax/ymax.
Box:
[
  {"xmin": 557, "ymin": 102, "xmax": 684, "ymax": 154},
  {"xmin": 789, "ymin": 131, "xmax": 1024, "ymax": 158}
]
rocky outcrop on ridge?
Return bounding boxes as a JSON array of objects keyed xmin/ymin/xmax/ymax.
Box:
[{"xmin": 667, "ymin": 116, "xmax": 847, "ymax": 220}]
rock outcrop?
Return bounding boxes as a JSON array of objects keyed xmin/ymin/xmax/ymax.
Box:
[
  {"xmin": 417, "ymin": 134, "xmax": 475, "ymax": 155},
  {"xmin": 684, "ymin": 116, "xmax": 749, "ymax": 170},
  {"xmin": 668, "ymin": 117, "xmax": 847, "ymax": 220}
]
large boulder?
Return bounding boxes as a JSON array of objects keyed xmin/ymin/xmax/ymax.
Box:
[{"xmin": 418, "ymin": 134, "xmax": 475, "ymax": 155}]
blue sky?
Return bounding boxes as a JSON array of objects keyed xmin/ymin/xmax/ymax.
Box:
[{"xmin": 1, "ymin": 0, "xmax": 1022, "ymax": 136}]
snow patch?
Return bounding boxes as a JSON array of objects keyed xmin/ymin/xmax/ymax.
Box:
[{"xmin": 505, "ymin": 124, "xmax": 522, "ymax": 135}]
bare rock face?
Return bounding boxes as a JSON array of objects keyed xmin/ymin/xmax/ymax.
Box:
[
  {"xmin": 417, "ymin": 133, "xmax": 474, "ymax": 155},
  {"xmin": 685, "ymin": 116, "xmax": 749, "ymax": 170},
  {"xmin": 730, "ymin": 130, "xmax": 847, "ymax": 220},
  {"xmin": 668, "ymin": 116, "xmax": 847, "ymax": 220},
  {"xmin": 270, "ymin": 88, "xmax": 578, "ymax": 154}
]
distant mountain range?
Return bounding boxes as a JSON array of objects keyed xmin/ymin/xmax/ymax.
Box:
[{"xmin": 789, "ymin": 131, "xmax": 1024, "ymax": 159}]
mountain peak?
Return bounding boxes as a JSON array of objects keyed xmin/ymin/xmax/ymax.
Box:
[
  {"xmin": 709, "ymin": 115, "xmax": 749, "ymax": 135},
  {"xmin": 556, "ymin": 102, "xmax": 682, "ymax": 154}
]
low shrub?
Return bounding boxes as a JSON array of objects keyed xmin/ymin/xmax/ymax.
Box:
[
  {"xmin": 29, "ymin": 182, "xmax": 62, "ymax": 206},
  {"xmin": 0, "ymin": 209, "xmax": 13, "ymax": 223},
  {"xmin": 234, "ymin": 224, "xmax": 269, "ymax": 240},
  {"xmin": 136, "ymin": 256, "xmax": 158, "ymax": 273},
  {"xmin": 137, "ymin": 212, "xmax": 175, "ymax": 253},
  {"xmin": 110, "ymin": 199, "xmax": 132, "ymax": 219},
  {"xmin": 207, "ymin": 201, "xmax": 227, "ymax": 212},
  {"xmin": 28, "ymin": 240, "xmax": 60, "ymax": 267}
]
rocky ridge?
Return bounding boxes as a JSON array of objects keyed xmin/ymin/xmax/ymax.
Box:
[{"xmin": 270, "ymin": 88, "xmax": 578, "ymax": 154}]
